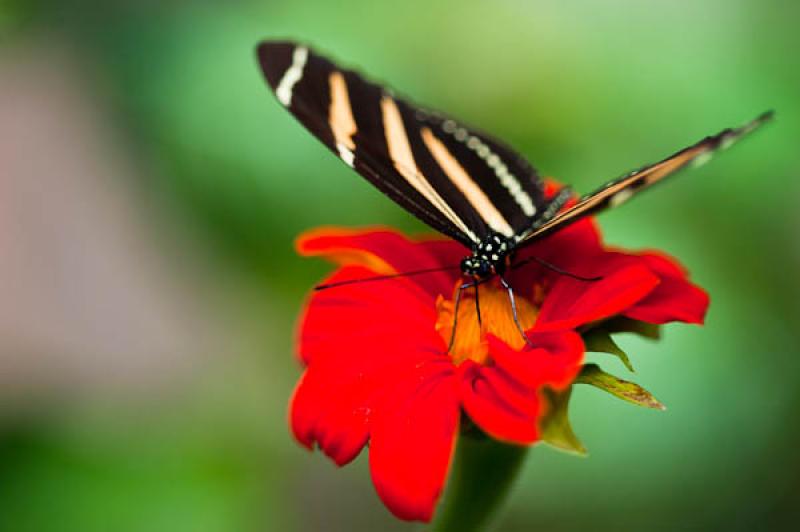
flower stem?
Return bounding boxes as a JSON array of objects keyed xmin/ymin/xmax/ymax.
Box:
[{"xmin": 430, "ymin": 436, "xmax": 529, "ymax": 532}]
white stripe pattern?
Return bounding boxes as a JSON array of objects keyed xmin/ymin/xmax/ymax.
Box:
[
  {"xmin": 381, "ymin": 97, "xmax": 479, "ymax": 242},
  {"xmin": 275, "ymin": 46, "xmax": 309, "ymax": 107},
  {"xmin": 442, "ymin": 120, "xmax": 537, "ymax": 217},
  {"xmin": 421, "ymin": 127, "xmax": 515, "ymax": 238},
  {"xmin": 328, "ymin": 72, "xmax": 357, "ymax": 168}
]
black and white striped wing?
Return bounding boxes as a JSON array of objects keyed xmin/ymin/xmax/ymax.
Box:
[
  {"xmin": 520, "ymin": 111, "xmax": 774, "ymax": 242},
  {"xmin": 256, "ymin": 41, "xmax": 548, "ymax": 246}
]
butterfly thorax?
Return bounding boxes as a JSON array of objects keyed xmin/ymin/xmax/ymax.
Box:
[{"xmin": 460, "ymin": 233, "xmax": 513, "ymax": 279}]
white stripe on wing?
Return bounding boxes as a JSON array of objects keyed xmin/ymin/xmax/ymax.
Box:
[
  {"xmin": 421, "ymin": 127, "xmax": 514, "ymax": 238},
  {"xmin": 328, "ymin": 71, "xmax": 357, "ymax": 168},
  {"xmin": 275, "ymin": 46, "xmax": 308, "ymax": 107},
  {"xmin": 381, "ymin": 97, "xmax": 478, "ymax": 242}
]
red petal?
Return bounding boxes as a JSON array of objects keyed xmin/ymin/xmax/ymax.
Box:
[
  {"xmin": 459, "ymin": 332, "xmax": 584, "ymax": 444},
  {"xmin": 291, "ymin": 329, "xmax": 447, "ymax": 466},
  {"xmin": 369, "ymin": 365, "xmax": 459, "ymax": 522},
  {"xmin": 535, "ymin": 257, "xmax": 660, "ymax": 331},
  {"xmin": 290, "ymin": 369, "xmax": 369, "ymax": 465},
  {"xmin": 488, "ymin": 331, "xmax": 584, "ymax": 390},
  {"xmin": 543, "ymin": 179, "xmax": 562, "ymax": 199},
  {"xmin": 299, "ymin": 265, "xmax": 441, "ymax": 364},
  {"xmin": 292, "ymin": 264, "xmax": 448, "ymax": 466},
  {"xmin": 297, "ymin": 227, "xmax": 456, "ymax": 298},
  {"xmin": 417, "ymin": 238, "xmax": 471, "ymax": 272},
  {"xmin": 507, "ymin": 217, "xmax": 604, "ymax": 298},
  {"xmin": 625, "ymin": 252, "xmax": 709, "ymax": 324},
  {"xmin": 635, "ymin": 249, "xmax": 689, "ymax": 278},
  {"xmin": 459, "ymin": 361, "xmax": 541, "ymax": 444},
  {"xmin": 526, "ymin": 217, "xmax": 603, "ymax": 266}
]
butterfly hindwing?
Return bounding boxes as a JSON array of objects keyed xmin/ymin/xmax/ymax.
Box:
[{"xmin": 257, "ymin": 40, "xmax": 548, "ymax": 246}]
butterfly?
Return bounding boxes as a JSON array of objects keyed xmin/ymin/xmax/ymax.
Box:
[{"xmin": 255, "ymin": 40, "xmax": 771, "ymax": 345}]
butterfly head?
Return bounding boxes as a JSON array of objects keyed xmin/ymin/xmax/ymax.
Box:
[{"xmin": 461, "ymin": 233, "xmax": 512, "ymax": 279}]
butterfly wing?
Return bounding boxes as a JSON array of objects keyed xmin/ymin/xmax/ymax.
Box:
[
  {"xmin": 257, "ymin": 40, "xmax": 549, "ymax": 246},
  {"xmin": 520, "ymin": 111, "xmax": 774, "ymax": 242}
]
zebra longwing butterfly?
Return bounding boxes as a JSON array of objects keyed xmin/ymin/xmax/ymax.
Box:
[{"xmin": 256, "ymin": 40, "xmax": 771, "ymax": 283}]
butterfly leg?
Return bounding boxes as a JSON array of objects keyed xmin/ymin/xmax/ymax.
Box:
[
  {"xmin": 474, "ymin": 282, "xmax": 482, "ymax": 326},
  {"xmin": 447, "ymin": 280, "xmax": 472, "ymax": 353},
  {"xmin": 500, "ymin": 277, "xmax": 534, "ymax": 348},
  {"xmin": 448, "ymin": 278, "xmax": 491, "ymax": 353}
]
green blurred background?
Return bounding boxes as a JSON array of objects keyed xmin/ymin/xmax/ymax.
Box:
[{"xmin": 0, "ymin": 1, "xmax": 797, "ymax": 530}]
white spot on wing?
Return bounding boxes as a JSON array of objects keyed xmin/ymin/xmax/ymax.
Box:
[
  {"xmin": 691, "ymin": 151, "xmax": 714, "ymax": 168},
  {"xmin": 438, "ymin": 119, "xmax": 537, "ymax": 217},
  {"xmin": 609, "ymin": 188, "xmax": 634, "ymax": 207},
  {"xmin": 720, "ymin": 135, "xmax": 737, "ymax": 150},
  {"xmin": 276, "ymin": 46, "xmax": 309, "ymax": 107},
  {"xmin": 337, "ymin": 143, "xmax": 355, "ymax": 167}
]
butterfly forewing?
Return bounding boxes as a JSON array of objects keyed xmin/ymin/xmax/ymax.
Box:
[
  {"xmin": 520, "ymin": 111, "xmax": 774, "ymax": 243},
  {"xmin": 257, "ymin": 42, "xmax": 465, "ymax": 243},
  {"xmin": 257, "ymin": 41, "xmax": 548, "ymax": 246}
]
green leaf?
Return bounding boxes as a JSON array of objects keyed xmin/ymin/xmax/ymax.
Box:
[
  {"xmin": 539, "ymin": 387, "xmax": 587, "ymax": 456},
  {"xmin": 603, "ymin": 316, "xmax": 661, "ymax": 340},
  {"xmin": 575, "ymin": 364, "xmax": 666, "ymax": 410},
  {"xmin": 583, "ymin": 328, "xmax": 635, "ymax": 372}
]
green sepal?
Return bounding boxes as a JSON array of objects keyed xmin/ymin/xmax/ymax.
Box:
[
  {"xmin": 575, "ymin": 363, "xmax": 666, "ymax": 410},
  {"xmin": 602, "ymin": 316, "xmax": 661, "ymax": 340},
  {"xmin": 539, "ymin": 387, "xmax": 587, "ymax": 456},
  {"xmin": 583, "ymin": 328, "xmax": 635, "ymax": 372}
]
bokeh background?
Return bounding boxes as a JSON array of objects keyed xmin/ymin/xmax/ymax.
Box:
[{"xmin": 1, "ymin": 1, "xmax": 798, "ymax": 530}]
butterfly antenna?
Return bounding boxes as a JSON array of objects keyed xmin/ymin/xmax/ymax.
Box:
[
  {"xmin": 512, "ymin": 256, "xmax": 602, "ymax": 282},
  {"xmin": 314, "ymin": 264, "xmax": 461, "ymax": 291}
]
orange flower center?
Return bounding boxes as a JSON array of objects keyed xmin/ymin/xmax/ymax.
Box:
[{"xmin": 435, "ymin": 280, "xmax": 540, "ymax": 365}]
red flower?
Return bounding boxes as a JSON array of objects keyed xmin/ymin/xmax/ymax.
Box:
[{"xmin": 291, "ymin": 215, "xmax": 708, "ymax": 522}]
